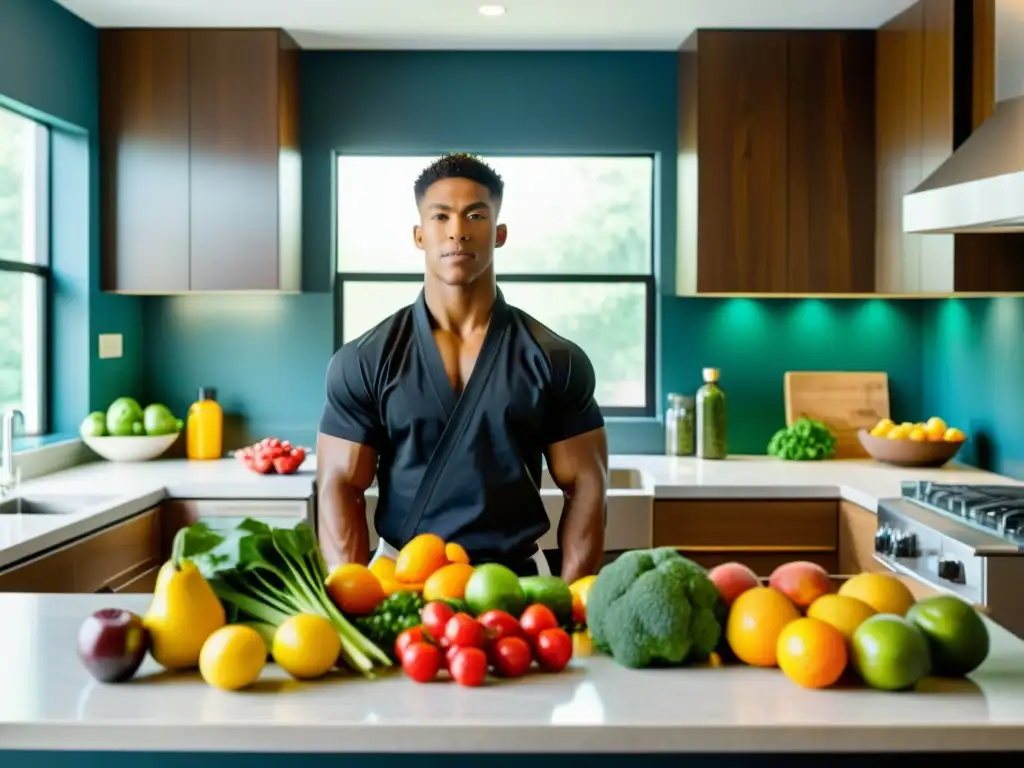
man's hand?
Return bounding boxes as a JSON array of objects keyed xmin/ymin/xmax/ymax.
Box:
[
  {"xmin": 316, "ymin": 432, "xmax": 378, "ymax": 569},
  {"xmin": 545, "ymin": 427, "xmax": 609, "ymax": 584}
]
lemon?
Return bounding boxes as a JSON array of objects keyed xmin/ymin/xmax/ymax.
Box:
[
  {"xmin": 925, "ymin": 416, "xmax": 947, "ymax": 438},
  {"xmin": 806, "ymin": 594, "xmax": 876, "ymax": 642},
  {"xmin": 909, "ymin": 426, "xmax": 928, "ymax": 442},
  {"xmin": 838, "ymin": 572, "xmax": 915, "ymax": 617},
  {"xmin": 272, "ymin": 614, "xmax": 341, "ymax": 680},
  {"xmin": 199, "ymin": 624, "xmax": 267, "ymax": 691}
]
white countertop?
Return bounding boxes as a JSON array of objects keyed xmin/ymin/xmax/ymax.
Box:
[
  {"xmin": 0, "ymin": 452, "xmax": 1018, "ymax": 572},
  {"xmin": 1, "ymin": 592, "xmax": 1023, "ymax": 754}
]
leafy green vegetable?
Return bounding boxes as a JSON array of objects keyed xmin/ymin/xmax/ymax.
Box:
[
  {"xmin": 353, "ymin": 591, "xmax": 427, "ymax": 659},
  {"xmin": 767, "ymin": 417, "xmax": 836, "ymax": 461},
  {"xmin": 176, "ymin": 518, "xmax": 392, "ymax": 676},
  {"xmin": 586, "ymin": 547, "xmax": 725, "ymax": 669}
]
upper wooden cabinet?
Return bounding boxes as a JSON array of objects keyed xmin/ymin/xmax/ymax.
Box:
[
  {"xmin": 875, "ymin": 0, "xmax": 1024, "ymax": 295},
  {"xmin": 676, "ymin": 30, "xmax": 877, "ymax": 296},
  {"xmin": 99, "ymin": 29, "xmax": 301, "ymax": 294}
]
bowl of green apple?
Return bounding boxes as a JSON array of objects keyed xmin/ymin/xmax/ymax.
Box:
[{"xmin": 79, "ymin": 397, "xmax": 184, "ymax": 462}]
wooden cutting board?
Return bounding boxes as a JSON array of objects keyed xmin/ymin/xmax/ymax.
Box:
[{"xmin": 783, "ymin": 371, "xmax": 891, "ymax": 459}]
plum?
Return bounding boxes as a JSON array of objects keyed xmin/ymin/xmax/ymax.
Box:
[{"xmin": 76, "ymin": 608, "xmax": 150, "ymax": 683}]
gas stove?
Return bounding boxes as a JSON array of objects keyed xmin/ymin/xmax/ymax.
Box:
[{"xmin": 875, "ymin": 480, "xmax": 1024, "ymax": 640}]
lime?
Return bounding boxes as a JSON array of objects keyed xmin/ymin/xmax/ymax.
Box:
[
  {"xmin": 79, "ymin": 411, "xmax": 107, "ymax": 437},
  {"xmin": 519, "ymin": 575, "xmax": 573, "ymax": 625},
  {"xmin": 106, "ymin": 397, "xmax": 144, "ymax": 436},
  {"xmin": 143, "ymin": 403, "xmax": 181, "ymax": 436},
  {"xmin": 465, "ymin": 563, "xmax": 527, "ymax": 617},
  {"xmin": 905, "ymin": 595, "xmax": 990, "ymax": 677},
  {"xmin": 850, "ymin": 614, "xmax": 931, "ymax": 691}
]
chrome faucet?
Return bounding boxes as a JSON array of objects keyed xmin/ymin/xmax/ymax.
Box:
[{"xmin": 1, "ymin": 409, "xmax": 24, "ymax": 497}]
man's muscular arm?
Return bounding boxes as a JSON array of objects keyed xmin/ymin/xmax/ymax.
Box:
[
  {"xmin": 546, "ymin": 427, "xmax": 608, "ymax": 584},
  {"xmin": 316, "ymin": 433, "xmax": 377, "ymax": 569},
  {"xmin": 316, "ymin": 341, "xmax": 387, "ymax": 569}
]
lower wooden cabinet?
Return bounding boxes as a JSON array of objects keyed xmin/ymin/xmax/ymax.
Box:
[
  {"xmin": 653, "ymin": 499, "xmax": 839, "ymax": 576},
  {"xmin": 838, "ymin": 500, "xmax": 887, "ymax": 575},
  {"xmin": 0, "ymin": 507, "xmax": 161, "ymax": 593}
]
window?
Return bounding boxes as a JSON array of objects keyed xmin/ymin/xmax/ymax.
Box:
[
  {"xmin": 335, "ymin": 155, "xmax": 655, "ymax": 415},
  {"xmin": 0, "ymin": 107, "xmax": 50, "ymax": 436}
]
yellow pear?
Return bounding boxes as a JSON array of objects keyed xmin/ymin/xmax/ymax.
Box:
[{"xmin": 144, "ymin": 556, "xmax": 226, "ymax": 671}]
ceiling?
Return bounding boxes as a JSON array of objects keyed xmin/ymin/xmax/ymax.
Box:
[{"xmin": 53, "ymin": 0, "xmax": 921, "ymax": 50}]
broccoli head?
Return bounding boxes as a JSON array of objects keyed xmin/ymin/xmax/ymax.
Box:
[{"xmin": 586, "ymin": 547, "xmax": 725, "ymax": 669}]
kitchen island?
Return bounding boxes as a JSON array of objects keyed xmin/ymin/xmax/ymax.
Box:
[{"xmin": 1, "ymin": 593, "xmax": 1023, "ymax": 762}]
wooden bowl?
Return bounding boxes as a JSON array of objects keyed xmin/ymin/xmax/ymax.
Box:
[{"xmin": 856, "ymin": 428, "xmax": 964, "ymax": 468}]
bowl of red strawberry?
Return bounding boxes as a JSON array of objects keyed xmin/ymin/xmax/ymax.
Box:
[{"xmin": 235, "ymin": 437, "xmax": 307, "ymax": 475}]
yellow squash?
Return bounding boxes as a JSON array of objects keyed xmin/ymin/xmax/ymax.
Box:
[{"xmin": 143, "ymin": 539, "xmax": 226, "ymax": 671}]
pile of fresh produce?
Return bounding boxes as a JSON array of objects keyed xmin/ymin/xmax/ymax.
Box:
[
  {"xmin": 706, "ymin": 559, "xmax": 991, "ymax": 690},
  {"xmin": 79, "ymin": 396, "xmax": 183, "ymax": 438},
  {"xmin": 767, "ymin": 417, "xmax": 836, "ymax": 461},
  {"xmin": 584, "ymin": 547, "xmax": 727, "ymax": 668},
  {"xmin": 868, "ymin": 416, "xmax": 965, "ymax": 443},
  {"xmin": 235, "ymin": 437, "xmax": 307, "ymax": 475}
]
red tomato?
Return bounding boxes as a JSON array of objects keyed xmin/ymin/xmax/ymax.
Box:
[
  {"xmin": 534, "ymin": 628, "xmax": 573, "ymax": 672},
  {"xmin": 490, "ymin": 636, "xmax": 533, "ymax": 678},
  {"xmin": 519, "ymin": 604, "xmax": 559, "ymax": 641},
  {"xmin": 449, "ymin": 647, "xmax": 488, "ymax": 687},
  {"xmin": 444, "ymin": 612, "xmax": 485, "ymax": 649},
  {"xmin": 401, "ymin": 642, "xmax": 442, "ymax": 683},
  {"xmin": 421, "ymin": 601, "xmax": 455, "ymax": 642},
  {"xmin": 394, "ymin": 626, "xmax": 426, "ymax": 660},
  {"xmin": 445, "ymin": 644, "xmax": 461, "ymax": 671},
  {"xmin": 478, "ymin": 610, "xmax": 522, "ymax": 645}
]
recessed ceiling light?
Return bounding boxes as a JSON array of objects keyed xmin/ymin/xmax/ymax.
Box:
[{"xmin": 478, "ymin": 5, "xmax": 506, "ymax": 17}]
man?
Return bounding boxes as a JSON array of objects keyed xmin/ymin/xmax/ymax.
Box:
[{"xmin": 316, "ymin": 153, "xmax": 608, "ymax": 583}]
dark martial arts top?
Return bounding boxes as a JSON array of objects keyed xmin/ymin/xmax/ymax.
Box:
[{"xmin": 318, "ymin": 287, "xmax": 605, "ymax": 567}]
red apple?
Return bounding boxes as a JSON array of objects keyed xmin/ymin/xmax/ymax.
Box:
[
  {"xmin": 76, "ymin": 608, "xmax": 150, "ymax": 683},
  {"xmin": 768, "ymin": 560, "xmax": 833, "ymax": 609},
  {"xmin": 707, "ymin": 562, "xmax": 760, "ymax": 605}
]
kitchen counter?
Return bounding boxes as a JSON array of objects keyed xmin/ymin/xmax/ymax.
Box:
[
  {"xmin": 1, "ymin": 592, "xmax": 1023, "ymax": 754},
  {"xmin": 0, "ymin": 452, "xmax": 1018, "ymax": 571}
]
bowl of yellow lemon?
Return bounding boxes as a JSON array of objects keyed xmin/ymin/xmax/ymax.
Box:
[{"xmin": 858, "ymin": 417, "xmax": 966, "ymax": 467}]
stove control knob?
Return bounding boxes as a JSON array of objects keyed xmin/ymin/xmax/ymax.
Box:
[
  {"xmin": 895, "ymin": 533, "xmax": 918, "ymax": 558},
  {"xmin": 874, "ymin": 526, "xmax": 893, "ymax": 554},
  {"xmin": 938, "ymin": 558, "xmax": 965, "ymax": 584}
]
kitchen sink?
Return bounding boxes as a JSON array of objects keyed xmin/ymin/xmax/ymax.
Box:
[{"xmin": 0, "ymin": 494, "xmax": 119, "ymax": 516}]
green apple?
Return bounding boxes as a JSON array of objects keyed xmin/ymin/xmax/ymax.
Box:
[{"xmin": 905, "ymin": 595, "xmax": 989, "ymax": 677}]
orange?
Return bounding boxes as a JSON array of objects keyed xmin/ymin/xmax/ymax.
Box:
[
  {"xmin": 325, "ymin": 563, "xmax": 386, "ymax": 616},
  {"xmin": 776, "ymin": 617, "xmax": 848, "ymax": 689},
  {"xmin": 445, "ymin": 542, "xmax": 471, "ymax": 565},
  {"xmin": 395, "ymin": 533, "xmax": 449, "ymax": 583},
  {"xmin": 369, "ymin": 556, "xmax": 396, "ymax": 583},
  {"xmin": 806, "ymin": 594, "xmax": 876, "ymax": 642},
  {"xmin": 726, "ymin": 586, "xmax": 801, "ymax": 667},
  {"xmin": 423, "ymin": 563, "xmax": 475, "ymax": 602},
  {"xmin": 838, "ymin": 572, "xmax": 915, "ymax": 617}
]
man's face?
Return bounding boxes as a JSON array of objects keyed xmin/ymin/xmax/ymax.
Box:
[{"xmin": 413, "ymin": 177, "xmax": 507, "ymax": 286}]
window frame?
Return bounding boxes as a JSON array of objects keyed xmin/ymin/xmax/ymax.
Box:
[
  {"xmin": 332, "ymin": 151, "xmax": 658, "ymax": 418},
  {"xmin": 0, "ymin": 108, "xmax": 51, "ymax": 437}
]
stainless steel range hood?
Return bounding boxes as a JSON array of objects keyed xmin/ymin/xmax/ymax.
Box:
[{"xmin": 903, "ymin": 0, "xmax": 1024, "ymax": 233}]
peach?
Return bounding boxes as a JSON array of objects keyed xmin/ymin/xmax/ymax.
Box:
[
  {"xmin": 708, "ymin": 562, "xmax": 760, "ymax": 606},
  {"xmin": 768, "ymin": 561, "xmax": 833, "ymax": 609}
]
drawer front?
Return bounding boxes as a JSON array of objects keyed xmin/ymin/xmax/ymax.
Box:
[
  {"xmin": 76, "ymin": 508, "xmax": 161, "ymax": 593},
  {"xmin": 653, "ymin": 500, "xmax": 838, "ymax": 550},
  {"xmin": 0, "ymin": 546, "xmax": 77, "ymax": 593}
]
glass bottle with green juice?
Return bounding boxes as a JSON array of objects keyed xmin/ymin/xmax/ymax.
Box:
[{"xmin": 696, "ymin": 367, "xmax": 727, "ymax": 459}]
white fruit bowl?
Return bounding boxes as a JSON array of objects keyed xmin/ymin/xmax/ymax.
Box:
[{"xmin": 81, "ymin": 432, "xmax": 180, "ymax": 462}]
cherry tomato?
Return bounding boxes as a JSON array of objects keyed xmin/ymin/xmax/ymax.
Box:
[
  {"xmin": 478, "ymin": 610, "xmax": 522, "ymax": 645},
  {"xmin": 445, "ymin": 644, "xmax": 461, "ymax": 671},
  {"xmin": 449, "ymin": 647, "xmax": 488, "ymax": 687},
  {"xmin": 421, "ymin": 601, "xmax": 455, "ymax": 642},
  {"xmin": 444, "ymin": 612, "xmax": 485, "ymax": 649},
  {"xmin": 401, "ymin": 642, "xmax": 442, "ymax": 683},
  {"xmin": 394, "ymin": 626, "xmax": 427, "ymax": 660},
  {"xmin": 534, "ymin": 628, "xmax": 573, "ymax": 672},
  {"xmin": 519, "ymin": 604, "xmax": 559, "ymax": 641},
  {"xmin": 490, "ymin": 636, "xmax": 533, "ymax": 678}
]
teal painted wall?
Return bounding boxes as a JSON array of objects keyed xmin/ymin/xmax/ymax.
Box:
[
  {"xmin": 0, "ymin": 0, "xmax": 142, "ymax": 439},
  {"xmin": 921, "ymin": 298, "xmax": 1024, "ymax": 479},
  {"xmin": 141, "ymin": 51, "xmax": 925, "ymax": 454}
]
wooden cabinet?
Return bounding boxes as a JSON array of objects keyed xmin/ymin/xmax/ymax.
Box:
[
  {"xmin": 676, "ymin": 30, "xmax": 876, "ymax": 296},
  {"xmin": 652, "ymin": 499, "xmax": 839, "ymax": 576},
  {"xmin": 0, "ymin": 508, "xmax": 162, "ymax": 593},
  {"xmin": 837, "ymin": 501, "xmax": 887, "ymax": 575},
  {"xmin": 875, "ymin": 0, "xmax": 1024, "ymax": 294},
  {"xmin": 99, "ymin": 29, "xmax": 301, "ymax": 294}
]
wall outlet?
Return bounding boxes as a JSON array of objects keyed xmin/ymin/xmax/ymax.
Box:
[{"xmin": 98, "ymin": 333, "xmax": 123, "ymax": 360}]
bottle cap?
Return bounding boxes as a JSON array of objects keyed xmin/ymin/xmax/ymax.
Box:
[
  {"xmin": 702, "ymin": 368, "xmax": 719, "ymax": 383},
  {"xmin": 198, "ymin": 387, "xmax": 218, "ymax": 402}
]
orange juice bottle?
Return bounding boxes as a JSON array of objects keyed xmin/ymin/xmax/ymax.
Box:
[{"xmin": 186, "ymin": 387, "xmax": 223, "ymax": 460}]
